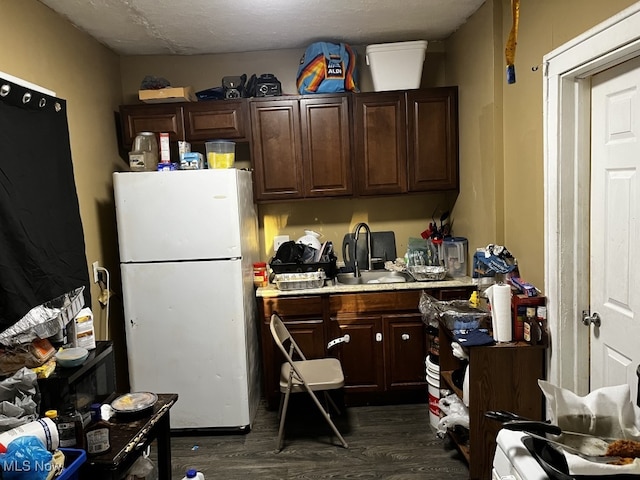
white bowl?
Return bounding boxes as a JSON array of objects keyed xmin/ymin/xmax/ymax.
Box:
[
  {"xmin": 296, "ymin": 230, "xmax": 322, "ymax": 251},
  {"xmin": 56, "ymin": 347, "xmax": 89, "ymax": 368}
]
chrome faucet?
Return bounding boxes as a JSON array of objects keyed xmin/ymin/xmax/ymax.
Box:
[{"xmin": 353, "ymin": 222, "xmax": 373, "ymax": 277}]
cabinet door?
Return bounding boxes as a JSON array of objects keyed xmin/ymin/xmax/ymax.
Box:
[
  {"xmin": 183, "ymin": 99, "xmax": 249, "ymax": 142},
  {"xmin": 353, "ymin": 92, "xmax": 407, "ymax": 195},
  {"xmin": 407, "ymin": 87, "xmax": 459, "ymax": 191},
  {"xmin": 384, "ymin": 314, "xmax": 427, "ymax": 390},
  {"xmin": 299, "ymin": 95, "xmax": 353, "ymax": 197},
  {"xmin": 250, "ymin": 99, "xmax": 304, "ymax": 201},
  {"xmin": 331, "ymin": 315, "xmax": 384, "ymax": 393},
  {"xmin": 119, "ymin": 104, "xmax": 185, "ymax": 149}
]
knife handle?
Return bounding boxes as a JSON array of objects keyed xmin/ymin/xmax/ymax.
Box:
[{"xmin": 502, "ymin": 420, "xmax": 563, "ymax": 436}]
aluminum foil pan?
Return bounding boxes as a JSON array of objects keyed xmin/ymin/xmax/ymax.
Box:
[{"xmin": 0, "ymin": 287, "xmax": 85, "ymax": 346}]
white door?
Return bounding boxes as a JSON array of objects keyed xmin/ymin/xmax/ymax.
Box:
[{"xmin": 590, "ymin": 56, "xmax": 640, "ymax": 401}]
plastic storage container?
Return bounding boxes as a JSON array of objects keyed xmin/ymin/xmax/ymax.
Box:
[
  {"xmin": 205, "ymin": 140, "xmax": 235, "ymax": 169},
  {"xmin": 58, "ymin": 448, "xmax": 87, "ymax": 480},
  {"xmin": 441, "ymin": 237, "xmax": 468, "ymax": 278},
  {"xmin": 365, "ymin": 40, "xmax": 428, "ymax": 91}
]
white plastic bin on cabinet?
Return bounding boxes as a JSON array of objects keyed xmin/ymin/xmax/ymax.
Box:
[{"xmin": 365, "ymin": 40, "xmax": 428, "ymax": 91}]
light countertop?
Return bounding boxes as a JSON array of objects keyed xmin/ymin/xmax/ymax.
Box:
[{"xmin": 256, "ymin": 276, "xmax": 476, "ymax": 298}]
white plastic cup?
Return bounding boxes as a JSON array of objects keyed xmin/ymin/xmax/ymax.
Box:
[
  {"xmin": 0, "ymin": 418, "xmax": 60, "ymax": 453},
  {"xmin": 205, "ymin": 140, "xmax": 235, "ymax": 169}
]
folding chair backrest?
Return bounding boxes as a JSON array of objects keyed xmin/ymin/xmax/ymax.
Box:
[{"xmin": 270, "ymin": 313, "xmax": 307, "ymax": 363}]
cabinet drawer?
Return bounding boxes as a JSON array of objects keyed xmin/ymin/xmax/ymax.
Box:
[
  {"xmin": 261, "ymin": 296, "xmax": 324, "ymax": 319},
  {"xmin": 184, "ymin": 100, "xmax": 249, "ymax": 141},
  {"xmin": 329, "ymin": 291, "xmax": 421, "ymax": 314},
  {"xmin": 119, "ymin": 104, "xmax": 184, "ymax": 148}
]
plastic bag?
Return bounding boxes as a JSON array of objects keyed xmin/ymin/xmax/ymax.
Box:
[
  {"xmin": 0, "ymin": 435, "xmax": 52, "ymax": 480},
  {"xmin": 0, "ymin": 367, "xmax": 39, "ymax": 431},
  {"xmin": 436, "ymin": 393, "xmax": 469, "ymax": 438},
  {"xmin": 126, "ymin": 447, "xmax": 158, "ymax": 480},
  {"xmin": 418, "ymin": 292, "xmax": 491, "ymax": 332}
]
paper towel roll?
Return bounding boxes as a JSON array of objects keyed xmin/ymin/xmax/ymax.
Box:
[{"xmin": 486, "ymin": 283, "xmax": 512, "ymax": 342}]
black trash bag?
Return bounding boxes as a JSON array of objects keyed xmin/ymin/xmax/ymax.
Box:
[{"xmin": 272, "ymin": 241, "xmax": 307, "ymax": 264}]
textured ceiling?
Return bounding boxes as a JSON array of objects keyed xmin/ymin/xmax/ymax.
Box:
[{"xmin": 38, "ymin": 0, "xmax": 485, "ymax": 55}]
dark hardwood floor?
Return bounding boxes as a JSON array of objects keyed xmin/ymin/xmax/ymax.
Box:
[{"xmin": 164, "ymin": 398, "xmax": 469, "ymax": 479}]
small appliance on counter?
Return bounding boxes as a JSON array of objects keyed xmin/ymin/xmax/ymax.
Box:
[{"xmin": 441, "ymin": 237, "xmax": 468, "ymax": 278}]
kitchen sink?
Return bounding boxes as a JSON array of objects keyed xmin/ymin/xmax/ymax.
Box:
[{"xmin": 335, "ymin": 270, "xmax": 415, "ymax": 285}]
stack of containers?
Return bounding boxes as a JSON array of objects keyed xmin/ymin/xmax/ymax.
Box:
[{"xmin": 425, "ymin": 355, "xmax": 440, "ymax": 428}]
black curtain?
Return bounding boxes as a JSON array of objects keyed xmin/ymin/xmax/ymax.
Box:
[{"xmin": 0, "ymin": 77, "xmax": 90, "ymax": 331}]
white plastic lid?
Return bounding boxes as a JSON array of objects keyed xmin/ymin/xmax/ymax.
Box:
[{"xmin": 366, "ymin": 40, "xmax": 428, "ymax": 53}]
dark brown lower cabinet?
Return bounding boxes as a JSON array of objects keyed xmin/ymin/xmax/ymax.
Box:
[
  {"xmin": 257, "ymin": 286, "xmax": 475, "ymax": 409},
  {"xmin": 439, "ymin": 322, "xmax": 546, "ymax": 480}
]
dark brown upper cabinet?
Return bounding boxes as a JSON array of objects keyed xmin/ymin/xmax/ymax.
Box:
[
  {"xmin": 183, "ymin": 99, "xmax": 249, "ymax": 142},
  {"xmin": 250, "ymin": 94, "xmax": 352, "ymax": 202},
  {"xmin": 353, "ymin": 87, "xmax": 459, "ymax": 196},
  {"xmin": 119, "ymin": 104, "xmax": 184, "ymax": 149}
]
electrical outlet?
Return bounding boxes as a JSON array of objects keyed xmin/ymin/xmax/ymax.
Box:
[
  {"xmin": 274, "ymin": 235, "xmax": 290, "ymax": 252},
  {"xmin": 92, "ymin": 261, "xmax": 100, "ymax": 283}
]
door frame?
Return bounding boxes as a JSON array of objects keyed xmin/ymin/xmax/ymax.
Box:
[{"xmin": 544, "ymin": 2, "xmax": 640, "ymax": 394}]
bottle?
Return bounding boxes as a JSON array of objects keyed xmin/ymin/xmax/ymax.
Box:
[
  {"xmin": 85, "ymin": 403, "xmax": 111, "ymax": 456},
  {"xmin": 253, "ymin": 262, "xmax": 268, "ymax": 288},
  {"xmin": 469, "ymin": 290, "xmax": 479, "ymax": 308},
  {"xmin": 182, "ymin": 469, "xmax": 205, "ymax": 480},
  {"xmin": 524, "ymin": 307, "xmax": 541, "ymax": 344},
  {"xmin": 536, "ymin": 306, "xmax": 548, "ymax": 345},
  {"xmin": 425, "ymin": 324, "xmax": 439, "ymax": 364},
  {"xmin": 58, "ymin": 403, "xmax": 84, "ymax": 449},
  {"xmin": 44, "ymin": 409, "xmax": 58, "ymax": 422}
]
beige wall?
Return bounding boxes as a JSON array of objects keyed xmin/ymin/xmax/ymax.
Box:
[
  {"xmin": 1, "ymin": 0, "xmax": 128, "ymax": 387},
  {"xmin": 446, "ymin": 0, "xmax": 638, "ymax": 289}
]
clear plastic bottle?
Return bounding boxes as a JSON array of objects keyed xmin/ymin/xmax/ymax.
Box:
[{"xmin": 181, "ymin": 469, "xmax": 205, "ymax": 480}]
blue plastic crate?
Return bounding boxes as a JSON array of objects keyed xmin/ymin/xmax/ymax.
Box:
[{"xmin": 58, "ymin": 448, "xmax": 86, "ymax": 480}]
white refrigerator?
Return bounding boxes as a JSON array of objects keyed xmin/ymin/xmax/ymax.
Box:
[{"xmin": 113, "ymin": 169, "xmax": 260, "ymax": 431}]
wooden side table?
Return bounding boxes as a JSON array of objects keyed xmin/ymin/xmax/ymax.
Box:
[{"xmin": 82, "ymin": 393, "xmax": 178, "ymax": 480}]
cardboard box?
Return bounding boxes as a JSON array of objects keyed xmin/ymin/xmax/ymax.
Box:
[
  {"xmin": 138, "ymin": 86, "xmax": 197, "ymax": 103},
  {"xmin": 67, "ymin": 307, "xmax": 96, "ymax": 350}
]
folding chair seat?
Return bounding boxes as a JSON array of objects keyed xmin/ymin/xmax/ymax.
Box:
[{"xmin": 270, "ymin": 312, "xmax": 348, "ymax": 451}]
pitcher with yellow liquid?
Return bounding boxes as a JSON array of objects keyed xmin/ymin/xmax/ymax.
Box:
[{"xmin": 205, "ymin": 140, "xmax": 235, "ymax": 169}]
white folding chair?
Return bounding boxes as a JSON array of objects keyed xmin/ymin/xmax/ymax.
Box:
[{"xmin": 270, "ymin": 312, "xmax": 348, "ymax": 451}]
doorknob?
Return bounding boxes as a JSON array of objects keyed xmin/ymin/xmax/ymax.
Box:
[{"xmin": 582, "ymin": 311, "xmax": 601, "ymax": 327}]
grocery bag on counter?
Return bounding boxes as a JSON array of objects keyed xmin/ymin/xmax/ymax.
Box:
[{"xmin": 538, "ymin": 380, "xmax": 640, "ymax": 475}]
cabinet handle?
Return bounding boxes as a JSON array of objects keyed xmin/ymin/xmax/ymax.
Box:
[
  {"xmin": 401, "ymin": 333, "xmax": 410, "ymax": 341},
  {"xmin": 327, "ymin": 334, "xmax": 351, "ymax": 349},
  {"xmin": 376, "ymin": 333, "xmax": 382, "ymax": 342}
]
